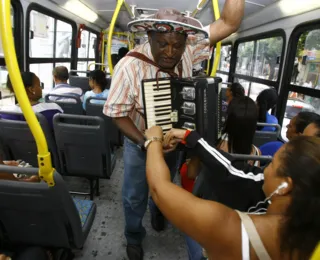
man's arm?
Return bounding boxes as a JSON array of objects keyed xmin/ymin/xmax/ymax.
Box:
[
  {"xmin": 208, "ymin": 0, "xmax": 245, "ymax": 46},
  {"xmin": 113, "ymin": 117, "xmax": 145, "ymax": 144}
]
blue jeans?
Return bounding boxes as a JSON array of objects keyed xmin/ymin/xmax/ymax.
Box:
[
  {"xmin": 122, "ymin": 137, "xmax": 178, "ymax": 245},
  {"xmin": 185, "ymin": 235, "xmax": 204, "ymax": 260}
]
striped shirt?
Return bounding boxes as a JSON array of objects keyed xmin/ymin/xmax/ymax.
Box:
[
  {"xmin": 103, "ymin": 36, "xmax": 211, "ymax": 131},
  {"xmin": 49, "ymin": 83, "xmax": 83, "ymax": 103}
]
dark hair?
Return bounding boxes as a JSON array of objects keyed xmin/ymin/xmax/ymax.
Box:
[
  {"xmin": 52, "ymin": 66, "xmax": 69, "ymax": 81},
  {"xmin": 89, "ymin": 70, "xmax": 108, "ymax": 90},
  {"xmin": 229, "ymin": 82, "xmax": 245, "ymax": 99},
  {"xmin": 310, "ymin": 119, "xmax": 320, "ymax": 137},
  {"xmin": 277, "ymin": 136, "xmax": 320, "ymax": 259},
  {"xmin": 111, "ymin": 54, "xmax": 119, "ymax": 67},
  {"xmin": 220, "ymin": 96, "xmax": 258, "ymax": 154},
  {"xmin": 295, "ymin": 112, "xmax": 320, "ymax": 134},
  {"xmin": 256, "ymin": 88, "xmax": 278, "ymax": 128},
  {"xmin": 7, "ymin": 72, "xmax": 37, "ymax": 93},
  {"xmin": 118, "ymin": 47, "xmax": 129, "ymax": 59}
]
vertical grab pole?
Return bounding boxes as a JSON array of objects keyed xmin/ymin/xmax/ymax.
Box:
[
  {"xmin": 0, "ymin": 0, "xmax": 55, "ymax": 185},
  {"xmin": 107, "ymin": 0, "xmax": 124, "ymax": 75},
  {"xmin": 311, "ymin": 243, "xmax": 320, "ymax": 260},
  {"xmin": 210, "ymin": 0, "xmax": 221, "ymax": 77}
]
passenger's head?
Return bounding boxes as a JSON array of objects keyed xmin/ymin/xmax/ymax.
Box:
[
  {"xmin": 223, "ymin": 96, "xmax": 258, "ymax": 154},
  {"xmin": 7, "ymin": 72, "xmax": 42, "ymax": 102},
  {"xmin": 111, "ymin": 54, "xmax": 119, "ymax": 67},
  {"xmin": 286, "ymin": 112, "xmax": 320, "ymax": 140},
  {"xmin": 52, "ymin": 66, "xmax": 69, "ymax": 84},
  {"xmin": 225, "ymin": 82, "xmax": 245, "ymax": 104},
  {"xmin": 303, "ymin": 119, "xmax": 320, "ymax": 137},
  {"xmin": 118, "ymin": 47, "xmax": 129, "ymax": 59},
  {"xmin": 88, "ymin": 70, "xmax": 108, "ymax": 91},
  {"xmin": 256, "ymin": 88, "xmax": 278, "ymax": 123},
  {"xmin": 263, "ymin": 136, "xmax": 320, "ymax": 259}
]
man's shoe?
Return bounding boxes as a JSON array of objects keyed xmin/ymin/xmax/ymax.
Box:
[
  {"xmin": 150, "ymin": 208, "xmax": 165, "ymax": 232},
  {"xmin": 126, "ymin": 244, "xmax": 143, "ymax": 260}
]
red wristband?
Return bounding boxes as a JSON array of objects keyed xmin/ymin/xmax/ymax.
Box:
[{"xmin": 181, "ymin": 130, "xmax": 191, "ymax": 145}]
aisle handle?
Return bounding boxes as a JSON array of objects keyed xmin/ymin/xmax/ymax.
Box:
[{"xmin": 210, "ymin": 0, "xmax": 221, "ymax": 77}]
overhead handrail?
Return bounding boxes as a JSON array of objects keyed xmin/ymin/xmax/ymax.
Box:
[
  {"xmin": 107, "ymin": 0, "xmax": 125, "ymax": 75},
  {"xmin": 0, "ymin": 0, "xmax": 55, "ymax": 186},
  {"xmin": 210, "ymin": 0, "xmax": 221, "ymax": 77},
  {"xmin": 88, "ymin": 62, "xmax": 108, "ymax": 70}
]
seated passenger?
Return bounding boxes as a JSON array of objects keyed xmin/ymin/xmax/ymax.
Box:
[
  {"xmin": 303, "ymin": 119, "xmax": 320, "ymax": 137},
  {"xmin": 256, "ymin": 88, "xmax": 278, "ymax": 131},
  {"xmin": 0, "ymin": 72, "xmax": 63, "ymax": 129},
  {"xmin": 82, "ymin": 70, "xmax": 109, "ymax": 110},
  {"xmin": 181, "ymin": 96, "xmax": 261, "ymax": 191},
  {"xmin": 146, "ymin": 126, "xmax": 320, "ymax": 260},
  {"xmin": 225, "ymin": 82, "xmax": 245, "ymax": 104},
  {"xmin": 260, "ymin": 111, "xmax": 320, "ymax": 156},
  {"xmin": 118, "ymin": 47, "xmax": 129, "ymax": 60},
  {"xmin": 49, "ymin": 66, "xmax": 83, "ymax": 102}
]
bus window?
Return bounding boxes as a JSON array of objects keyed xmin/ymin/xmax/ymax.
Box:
[
  {"xmin": 234, "ymin": 78, "xmax": 270, "ymax": 101},
  {"xmin": 253, "ymin": 37, "xmax": 283, "ymax": 81},
  {"xmin": 236, "ymin": 41, "xmax": 254, "ymax": 76},
  {"xmin": 0, "ymin": 5, "xmax": 17, "ymax": 108},
  {"xmin": 29, "ymin": 63, "xmax": 53, "ymax": 95},
  {"xmin": 291, "ymin": 29, "xmax": 320, "ymax": 88},
  {"xmin": 29, "ymin": 11, "xmax": 55, "ymax": 58},
  {"xmin": 55, "ymin": 20, "xmax": 72, "ymax": 58}
]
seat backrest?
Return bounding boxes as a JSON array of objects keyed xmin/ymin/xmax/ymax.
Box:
[
  {"xmin": 85, "ymin": 97, "xmax": 122, "ymax": 147},
  {"xmin": 0, "ymin": 166, "xmax": 85, "ymax": 249},
  {"xmin": 69, "ymin": 76, "xmax": 90, "ymax": 92},
  {"xmin": 45, "ymin": 94, "xmax": 83, "ymax": 115},
  {"xmin": 53, "ymin": 114, "xmax": 113, "ymax": 178},
  {"xmin": 253, "ymin": 123, "xmax": 281, "ymax": 147},
  {"xmin": 0, "ymin": 112, "xmax": 60, "ymax": 171}
]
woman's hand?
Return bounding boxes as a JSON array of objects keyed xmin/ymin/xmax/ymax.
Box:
[
  {"xmin": 145, "ymin": 126, "xmax": 163, "ymax": 140},
  {"xmin": 164, "ymin": 128, "xmax": 187, "ymax": 147}
]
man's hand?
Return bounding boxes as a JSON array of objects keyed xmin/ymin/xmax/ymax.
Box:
[{"xmin": 164, "ymin": 128, "xmax": 187, "ymax": 145}]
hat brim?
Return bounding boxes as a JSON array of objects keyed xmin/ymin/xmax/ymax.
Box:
[{"xmin": 127, "ymin": 19, "xmax": 208, "ymax": 39}]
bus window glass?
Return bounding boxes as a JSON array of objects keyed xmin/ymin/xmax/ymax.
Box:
[
  {"xmin": 55, "ymin": 20, "xmax": 72, "ymax": 58},
  {"xmin": 0, "ymin": 6, "xmax": 14, "ymax": 58},
  {"xmin": 219, "ymin": 45, "xmax": 231, "ymax": 73},
  {"xmin": 253, "ymin": 37, "xmax": 283, "ymax": 81},
  {"xmin": 236, "ymin": 41, "xmax": 254, "ymax": 76},
  {"xmin": 29, "ymin": 11, "xmax": 55, "ymax": 58},
  {"xmin": 78, "ymin": 30, "xmax": 89, "ymax": 59},
  {"xmin": 89, "ymin": 33, "xmax": 97, "ymax": 59},
  {"xmin": 281, "ymin": 94, "xmax": 320, "ymax": 141},
  {"xmin": 235, "ymin": 78, "xmax": 271, "ymax": 101},
  {"xmin": 290, "ymin": 29, "xmax": 320, "ymax": 88},
  {"xmin": 29, "ymin": 63, "xmax": 53, "ymax": 95},
  {"xmin": 216, "ymin": 73, "xmax": 228, "ymax": 83}
]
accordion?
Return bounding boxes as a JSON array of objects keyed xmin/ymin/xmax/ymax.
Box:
[{"xmin": 141, "ymin": 76, "xmax": 222, "ymax": 145}]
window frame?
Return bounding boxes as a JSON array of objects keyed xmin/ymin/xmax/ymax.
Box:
[
  {"xmin": 216, "ymin": 42, "xmax": 233, "ymax": 80},
  {"xmin": 76, "ymin": 26, "xmax": 100, "ymax": 71},
  {"xmin": 277, "ymin": 19, "xmax": 320, "ymax": 126},
  {"xmin": 25, "ymin": 3, "xmax": 77, "ymax": 70},
  {"xmin": 0, "ymin": 0, "xmax": 24, "ymax": 68},
  {"xmin": 230, "ymin": 29, "xmax": 286, "ymax": 89}
]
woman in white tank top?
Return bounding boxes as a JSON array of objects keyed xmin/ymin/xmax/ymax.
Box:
[{"xmin": 145, "ymin": 124, "xmax": 320, "ymax": 260}]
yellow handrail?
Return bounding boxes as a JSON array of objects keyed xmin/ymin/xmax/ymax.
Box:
[
  {"xmin": 107, "ymin": 0, "xmax": 124, "ymax": 75},
  {"xmin": 311, "ymin": 243, "xmax": 320, "ymax": 260},
  {"xmin": 210, "ymin": 0, "xmax": 221, "ymax": 77},
  {"xmin": 0, "ymin": 0, "xmax": 55, "ymax": 186}
]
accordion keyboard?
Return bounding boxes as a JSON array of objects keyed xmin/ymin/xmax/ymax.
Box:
[{"xmin": 143, "ymin": 79, "xmax": 173, "ymax": 133}]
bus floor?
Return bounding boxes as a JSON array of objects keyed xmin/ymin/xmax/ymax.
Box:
[{"xmin": 64, "ymin": 148, "xmax": 188, "ymax": 260}]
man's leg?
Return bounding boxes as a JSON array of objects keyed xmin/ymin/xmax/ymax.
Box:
[
  {"xmin": 122, "ymin": 138, "xmax": 148, "ymax": 259},
  {"xmin": 149, "ymin": 151, "xmax": 178, "ymax": 231}
]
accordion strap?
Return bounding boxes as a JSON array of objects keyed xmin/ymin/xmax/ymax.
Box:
[{"xmin": 126, "ymin": 52, "xmax": 183, "ymax": 78}]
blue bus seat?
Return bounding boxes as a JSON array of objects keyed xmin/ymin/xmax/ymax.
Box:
[
  {"xmin": 53, "ymin": 114, "xmax": 117, "ymax": 199},
  {"xmin": 0, "ymin": 112, "xmax": 61, "ymax": 172},
  {"xmin": 45, "ymin": 94, "xmax": 83, "ymax": 115},
  {"xmin": 0, "ymin": 166, "xmax": 96, "ymax": 249},
  {"xmin": 85, "ymin": 97, "xmax": 123, "ymax": 148},
  {"xmin": 253, "ymin": 123, "xmax": 281, "ymax": 147},
  {"xmin": 259, "ymin": 141, "xmax": 284, "ymax": 157}
]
